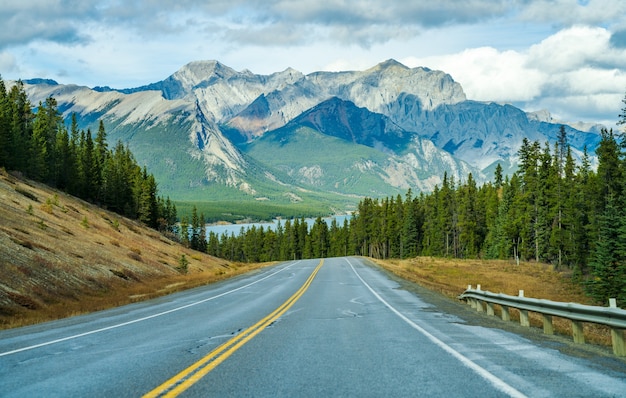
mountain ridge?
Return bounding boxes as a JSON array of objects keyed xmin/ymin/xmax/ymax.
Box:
[{"xmin": 15, "ymin": 59, "xmax": 602, "ymax": 214}]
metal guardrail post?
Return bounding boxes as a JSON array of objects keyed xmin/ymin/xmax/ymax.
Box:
[
  {"xmin": 518, "ymin": 290, "xmax": 529, "ymax": 327},
  {"xmin": 486, "ymin": 302, "xmax": 495, "ymax": 316},
  {"xmin": 501, "ymin": 305, "xmax": 510, "ymax": 321},
  {"xmin": 609, "ymin": 299, "xmax": 626, "ymax": 356},
  {"xmin": 572, "ymin": 321, "xmax": 585, "ymax": 344},
  {"xmin": 458, "ymin": 288, "xmax": 626, "ymax": 356},
  {"xmin": 542, "ymin": 314, "xmax": 553, "ymax": 335}
]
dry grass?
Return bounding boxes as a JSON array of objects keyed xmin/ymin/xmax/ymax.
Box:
[
  {"xmin": 0, "ymin": 167, "xmax": 617, "ymax": 349},
  {"xmin": 0, "ymin": 169, "xmax": 268, "ymax": 329},
  {"xmin": 372, "ymin": 257, "xmax": 616, "ymax": 348},
  {"xmin": 374, "ymin": 257, "xmax": 587, "ymax": 302}
]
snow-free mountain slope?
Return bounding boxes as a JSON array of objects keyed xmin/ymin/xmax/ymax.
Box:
[{"xmin": 17, "ymin": 59, "xmax": 601, "ymax": 214}]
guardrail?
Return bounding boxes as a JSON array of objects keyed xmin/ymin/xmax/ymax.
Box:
[{"xmin": 458, "ymin": 285, "xmax": 626, "ymax": 357}]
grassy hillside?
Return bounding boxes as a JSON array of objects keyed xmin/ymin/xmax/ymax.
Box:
[
  {"xmin": 0, "ymin": 168, "xmax": 264, "ymax": 329},
  {"xmin": 90, "ymin": 117, "xmax": 358, "ymax": 218},
  {"xmin": 372, "ymin": 257, "xmax": 615, "ymax": 347},
  {"xmin": 0, "ymin": 167, "xmax": 610, "ymax": 348},
  {"xmin": 243, "ymin": 126, "xmax": 405, "ymax": 198}
]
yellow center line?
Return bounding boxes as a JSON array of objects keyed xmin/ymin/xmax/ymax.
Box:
[{"xmin": 143, "ymin": 259, "xmax": 324, "ymax": 398}]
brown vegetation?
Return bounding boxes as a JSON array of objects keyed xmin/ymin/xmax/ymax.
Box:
[
  {"xmin": 0, "ymin": 166, "xmax": 615, "ymax": 349},
  {"xmin": 0, "ymin": 168, "xmax": 266, "ymax": 329},
  {"xmin": 373, "ymin": 257, "xmax": 615, "ymax": 347}
]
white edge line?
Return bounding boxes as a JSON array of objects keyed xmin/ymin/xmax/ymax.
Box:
[
  {"xmin": 0, "ymin": 261, "xmax": 300, "ymax": 357},
  {"xmin": 346, "ymin": 258, "xmax": 527, "ymax": 398}
]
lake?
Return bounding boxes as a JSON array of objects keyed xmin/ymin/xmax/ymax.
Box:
[{"xmin": 205, "ymin": 215, "xmax": 352, "ymax": 237}]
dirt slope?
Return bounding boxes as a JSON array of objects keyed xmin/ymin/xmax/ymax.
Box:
[{"xmin": 0, "ymin": 168, "xmax": 258, "ymax": 329}]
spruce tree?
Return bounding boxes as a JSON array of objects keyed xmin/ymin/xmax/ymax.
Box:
[
  {"xmin": 457, "ymin": 173, "xmax": 479, "ymax": 258},
  {"xmin": 401, "ymin": 190, "xmax": 423, "ymax": 258},
  {"xmin": 93, "ymin": 120, "xmax": 108, "ymax": 199},
  {"xmin": 587, "ymin": 194, "xmax": 626, "ymax": 303},
  {"xmin": 309, "ymin": 217, "xmax": 328, "ymax": 258},
  {"xmin": 0, "ymin": 76, "xmax": 10, "ymax": 168},
  {"xmin": 29, "ymin": 102, "xmax": 50, "ymax": 181},
  {"xmin": 54, "ymin": 125, "xmax": 72, "ymax": 190},
  {"xmin": 137, "ymin": 168, "xmax": 158, "ymax": 228},
  {"xmin": 180, "ymin": 216, "xmax": 190, "ymax": 248},
  {"xmin": 7, "ymin": 81, "xmax": 33, "ymax": 172}
]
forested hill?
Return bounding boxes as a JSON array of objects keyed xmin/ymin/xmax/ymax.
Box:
[
  {"xmin": 344, "ymin": 131, "xmax": 622, "ymax": 305},
  {"xmin": 0, "ymin": 79, "xmax": 273, "ymax": 327},
  {"xmin": 0, "ymin": 79, "xmax": 176, "ymax": 232},
  {"xmin": 205, "ymin": 126, "xmax": 626, "ymax": 307},
  {"xmin": 18, "ymin": 60, "xmax": 602, "ymax": 213}
]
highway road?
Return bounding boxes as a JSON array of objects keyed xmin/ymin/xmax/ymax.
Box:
[{"xmin": 1, "ymin": 257, "xmax": 626, "ymax": 397}]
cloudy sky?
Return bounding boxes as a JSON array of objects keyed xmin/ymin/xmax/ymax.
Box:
[{"xmin": 2, "ymin": 0, "xmax": 626, "ymax": 126}]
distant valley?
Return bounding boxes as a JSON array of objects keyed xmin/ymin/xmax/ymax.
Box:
[{"xmin": 18, "ymin": 59, "xmax": 603, "ymax": 217}]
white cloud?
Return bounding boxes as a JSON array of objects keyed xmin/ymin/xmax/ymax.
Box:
[
  {"xmin": 518, "ymin": 0, "xmax": 626, "ymax": 27},
  {"xmin": 0, "ymin": 52, "xmax": 17, "ymax": 76},
  {"xmin": 526, "ymin": 26, "xmax": 622, "ymax": 73},
  {"xmin": 402, "ymin": 26, "xmax": 626, "ymax": 125},
  {"xmin": 2, "ymin": 1, "xmax": 626, "ymax": 125},
  {"xmin": 404, "ymin": 47, "xmax": 546, "ymax": 102}
]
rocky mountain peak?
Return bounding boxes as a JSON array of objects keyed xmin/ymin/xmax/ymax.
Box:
[
  {"xmin": 288, "ymin": 97, "xmax": 408, "ymax": 151},
  {"xmin": 173, "ymin": 60, "xmax": 236, "ymax": 88},
  {"xmin": 368, "ymin": 58, "xmax": 410, "ymax": 72},
  {"xmin": 17, "ymin": 59, "xmax": 602, "ymax": 208},
  {"xmin": 268, "ymin": 67, "xmax": 305, "ymax": 89}
]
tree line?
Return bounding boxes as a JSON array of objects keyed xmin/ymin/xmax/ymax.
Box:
[
  {"xmin": 0, "ymin": 78, "xmax": 177, "ymax": 232},
  {"xmin": 200, "ymin": 111, "xmax": 626, "ymax": 305},
  {"xmin": 4, "ymin": 74, "xmax": 624, "ymax": 304}
]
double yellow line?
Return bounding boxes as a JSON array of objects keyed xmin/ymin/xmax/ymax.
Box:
[{"xmin": 143, "ymin": 260, "xmax": 324, "ymax": 398}]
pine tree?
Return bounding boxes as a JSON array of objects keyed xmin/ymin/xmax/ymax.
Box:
[
  {"xmin": 261, "ymin": 228, "xmax": 278, "ymax": 262},
  {"xmin": 54, "ymin": 125, "xmax": 72, "ymax": 190},
  {"xmin": 574, "ymin": 147, "xmax": 596, "ymax": 272},
  {"xmin": 494, "ymin": 163, "xmax": 503, "ymax": 188},
  {"xmin": 595, "ymin": 128, "xmax": 622, "ymax": 211},
  {"xmin": 587, "ymin": 194, "xmax": 626, "ymax": 303},
  {"xmin": 534, "ymin": 141, "xmax": 555, "ymax": 262},
  {"xmin": 328, "ymin": 218, "xmax": 341, "ymax": 257},
  {"xmin": 549, "ymin": 126, "xmax": 569, "ymax": 267},
  {"xmin": 422, "ymin": 185, "xmax": 443, "ymax": 256},
  {"xmin": 516, "ymin": 139, "xmax": 542, "ymax": 261},
  {"xmin": 137, "ymin": 168, "xmax": 158, "ymax": 228},
  {"xmin": 198, "ymin": 213, "xmax": 207, "ymax": 253},
  {"xmin": 190, "ymin": 206, "xmax": 201, "ymax": 251},
  {"xmin": 618, "ymin": 90, "xmax": 626, "ymax": 160},
  {"xmin": 29, "ymin": 97, "xmax": 63, "ymax": 183},
  {"xmin": 158, "ymin": 196, "xmax": 177, "ymax": 234},
  {"xmin": 243, "ymin": 226, "xmax": 262, "ymax": 262},
  {"xmin": 505, "ymin": 175, "xmax": 523, "ymax": 261},
  {"xmin": 457, "ymin": 173, "xmax": 479, "ymax": 258},
  {"xmin": 281, "ymin": 219, "xmax": 295, "ymax": 260},
  {"xmin": 401, "ymin": 190, "xmax": 422, "ymax": 258},
  {"xmin": 94, "ymin": 120, "xmax": 108, "ymax": 200},
  {"xmin": 439, "ymin": 173, "xmax": 457, "ymax": 257},
  {"xmin": 180, "ymin": 216, "xmax": 190, "ymax": 248},
  {"xmin": 557, "ymin": 146, "xmax": 578, "ymax": 268},
  {"xmin": 310, "ymin": 217, "xmax": 329, "ymax": 258},
  {"xmin": 7, "ymin": 81, "xmax": 33, "ymax": 172},
  {"xmin": 0, "ymin": 76, "xmax": 11, "ymax": 168},
  {"xmin": 207, "ymin": 231, "xmax": 220, "ymax": 257},
  {"xmin": 67, "ymin": 113, "xmax": 81, "ymax": 195},
  {"xmin": 78, "ymin": 129, "xmax": 97, "ymax": 200},
  {"xmin": 29, "ymin": 102, "xmax": 50, "ymax": 181}
]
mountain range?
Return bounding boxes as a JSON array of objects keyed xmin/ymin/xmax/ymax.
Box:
[{"xmin": 19, "ymin": 59, "xmax": 603, "ymax": 215}]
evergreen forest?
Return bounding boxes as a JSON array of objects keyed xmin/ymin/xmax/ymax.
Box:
[
  {"xmin": 2, "ymin": 75, "xmax": 625, "ymax": 305},
  {"xmin": 0, "ymin": 78, "xmax": 177, "ymax": 233},
  {"xmin": 201, "ymin": 97, "xmax": 626, "ymax": 306}
]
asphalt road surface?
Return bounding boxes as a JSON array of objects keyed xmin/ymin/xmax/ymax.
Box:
[{"xmin": 1, "ymin": 257, "xmax": 626, "ymax": 397}]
